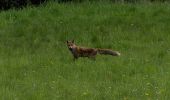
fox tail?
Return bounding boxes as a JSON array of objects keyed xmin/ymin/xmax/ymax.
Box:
[{"xmin": 97, "ymin": 49, "xmax": 120, "ymax": 56}]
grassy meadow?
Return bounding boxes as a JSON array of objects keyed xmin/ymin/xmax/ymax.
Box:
[{"xmin": 0, "ymin": 1, "xmax": 170, "ymax": 99}]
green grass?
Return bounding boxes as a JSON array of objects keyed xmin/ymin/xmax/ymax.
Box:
[{"xmin": 0, "ymin": 1, "xmax": 170, "ymax": 100}]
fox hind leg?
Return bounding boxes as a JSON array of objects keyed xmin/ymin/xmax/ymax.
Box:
[{"xmin": 89, "ymin": 55, "xmax": 96, "ymax": 61}]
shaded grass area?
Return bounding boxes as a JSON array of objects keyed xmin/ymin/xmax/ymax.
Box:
[{"xmin": 0, "ymin": 2, "xmax": 170, "ymax": 99}]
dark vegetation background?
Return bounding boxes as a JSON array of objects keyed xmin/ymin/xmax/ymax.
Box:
[
  {"xmin": 0, "ymin": 0, "xmax": 169, "ymax": 10},
  {"xmin": 0, "ymin": 0, "xmax": 46, "ymax": 10}
]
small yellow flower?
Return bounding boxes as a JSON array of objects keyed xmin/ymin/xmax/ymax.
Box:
[
  {"xmin": 145, "ymin": 93, "xmax": 149, "ymax": 96},
  {"xmin": 146, "ymin": 83, "xmax": 151, "ymax": 85},
  {"xmin": 124, "ymin": 97, "xmax": 128, "ymax": 100},
  {"xmin": 82, "ymin": 92, "xmax": 87, "ymax": 96}
]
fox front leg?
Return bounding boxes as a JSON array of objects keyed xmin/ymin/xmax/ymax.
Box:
[{"xmin": 73, "ymin": 56, "xmax": 78, "ymax": 61}]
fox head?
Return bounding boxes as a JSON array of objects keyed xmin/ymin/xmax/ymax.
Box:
[{"xmin": 66, "ymin": 40, "xmax": 76, "ymax": 51}]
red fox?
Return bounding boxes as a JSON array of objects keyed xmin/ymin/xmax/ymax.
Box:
[{"xmin": 66, "ymin": 40, "xmax": 120, "ymax": 60}]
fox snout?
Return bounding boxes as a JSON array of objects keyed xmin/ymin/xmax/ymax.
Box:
[{"xmin": 68, "ymin": 46, "xmax": 73, "ymax": 51}]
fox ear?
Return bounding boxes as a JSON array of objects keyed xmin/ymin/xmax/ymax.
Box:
[
  {"xmin": 72, "ymin": 40, "xmax": 74, "ymax": 43},
  {"xmin": 66, "ymin": 40, "xmax": 68, "ymax": 43}
]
